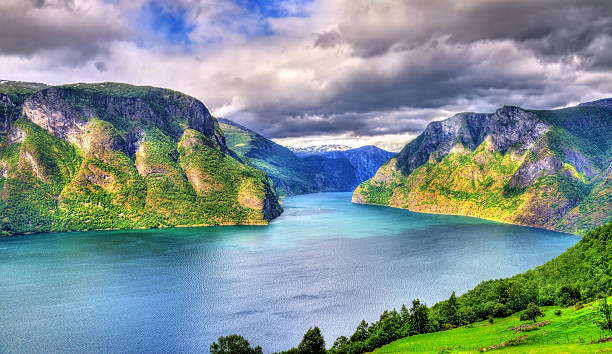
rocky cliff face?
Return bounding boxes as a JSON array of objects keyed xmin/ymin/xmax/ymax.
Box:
[
  {"xmin": 354, "ymin": 103, "xmax": 612, "ymax": 235},
  {"xmin": 0, "ymin": 81, "xmax": 48, "ymax": 137},
  {"xmin": 0, "ymin": 82, "xmax": 281, "ymax": 236}
]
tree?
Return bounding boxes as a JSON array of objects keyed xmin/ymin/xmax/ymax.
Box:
[
  {"xmin": 557, "ymin": 285, "xmax": 581, "ymax": 307},
  {"xmin": 599, "ymin": 294, "xmax": 612, "ymax": 331},
  {"xmin": 349, "ymin": 320, "xmax": 370, "ymax": 343},
  {"xmin": 507, "ymin": 281, "xmax": 529, "ymax": 312},
  {"xmin": 520, "ymin": 303, "xmax": 544, "ymax": 323},
  {"xmin": 399, "ymin": 304, "xmax": 410, "ymax": 335},
  {"xmin": 409, "ymin": 299, "xmax": 429, "ymax": 335},
  {"xmin": 210, "ymin": 334, "xmax": 263, "ymax": 354},
  {"xmin": 329, "ymin": 336, "xmax": 349, "ymax": 354},
  {"xmin": 458, "ymin": 306, "xmax": 477, "ymax": 324},
  {"xmin": 442, "ymin": 291, "xmax": 460, "ymax": 326},
  {"xmin": 297, "ymin": 327, "xmax": 325, "ymax": 354}
]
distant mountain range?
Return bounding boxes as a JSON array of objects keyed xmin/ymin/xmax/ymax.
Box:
[
  {"xmin": 354, "ymin": 101, "xmax": 612, "ymax": 234},
  {"xmin": 219, "ymin": 119, "xmax": 394, "ymax": 196},
  {"xmin": 290, "ymin": 144, "xmax": 352, "ymax": 157}
]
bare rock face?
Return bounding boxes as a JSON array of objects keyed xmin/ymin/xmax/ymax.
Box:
[
  {"xmin": 563, "ymin": 148, "xmax": 597, "ymax": 178},
  {"xmin": 396, "ymin": 107, "xmax": 548, "ymax": 176},
  {"xmin": 397, "ymin": 112, "xmax": 493, "ymax": 174},
  {"xmin": 508, "ymin": 154, "xmax": 562, "ymax": 189},
  {"xmin": 22, "ymin": 88, "xmax": 88, "ymax": 146},
  {"xmin": 1, "ymin": 93, "xmax": 15, "ymax": 136},
  {"xmin": 21, "ymin": 85, "xmax": 225, "ymax": 157},
  {"xmin": 508, "ymin": 140, "xmax": 562, "ymax": 189},
  {"xmin": 488, "ymin": 106, "xmax": 549, "ymax": 154}
]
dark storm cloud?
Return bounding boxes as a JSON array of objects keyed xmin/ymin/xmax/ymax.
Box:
[
  {"xmin": 226, "ymin": 38, "xmax": 576, "ymax": 138},
  {"xmin": 335, "ymin": 0, "xmax": 612, "ymax": 66},
  {"xmin": 222, "ymin": 0, "xmax": 612, "ymax": 140},
  {"xmin": 313, "ymin": 30, "xmax": 342, "ymax": 49},
  {"xmin": 0, "ymin": 0, "xmax": 129, "ymax": 61},
  {"xmin": 94, "ymin": 61, "xmax": 107, "ymax": 72}
]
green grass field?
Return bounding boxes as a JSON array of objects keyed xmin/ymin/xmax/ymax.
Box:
[{"xmin": 373, "ymin": 299, "xmax": 612, "ymax": 353}]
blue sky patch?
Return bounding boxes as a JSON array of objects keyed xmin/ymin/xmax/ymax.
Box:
[{"xmin": 140, "ymin": 0, "xmax": 195, "ymax": 47}]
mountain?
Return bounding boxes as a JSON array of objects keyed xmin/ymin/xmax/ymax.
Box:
[
  {"xmin": 219, "ymin": 119, "xmax": 357, "ymax": 195},
  {"xmin": 220, "ymin": 119, "xmax": 395, "ymax": 195},
  {"xmin": 219, "ymin": 119, "xmax": 320, "ymax": 196},
  {"xmin": 290, "ymin": 144, "xmax": 352, "ymax": 157},
  {"xmin": 353, "ymin": 102, "xmax": 612, "ymax": 234},
  {"xmin": 309, "ymin": 145, "xmax": 396, "ymax": 183},
  {"xmin": 0, "ymin": 81, "xmax": 281, "ymax": 236}
]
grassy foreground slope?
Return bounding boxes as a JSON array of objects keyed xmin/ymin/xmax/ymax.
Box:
[
  {"xmin": 353, "ymin": 103, "xmax": 612, "ymax": 235},
  {"xmin": 0, "ymin": 81, "xmax": 281, "ymax": 236},
  {"xmin": 374, "ymin": 300, "xmax": 612, "ymax": 353},
  {"xmin": 319, "ymin": 223, "xmax": 611, "ymax": 354}
]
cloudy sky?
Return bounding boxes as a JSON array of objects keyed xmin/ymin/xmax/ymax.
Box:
[{"xmin": 1, "ymin": 0, "xmax": 612, "ymax": 151}]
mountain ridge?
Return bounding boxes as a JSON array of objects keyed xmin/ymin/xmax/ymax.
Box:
[{"xmin": 353, "ymin": 101, "xmax": 612, "ymax": 235}]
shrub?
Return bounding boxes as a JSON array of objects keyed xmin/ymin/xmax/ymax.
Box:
[{"xmin": 519, "ymin": 303, "xmax": 544, "ymax": 323}]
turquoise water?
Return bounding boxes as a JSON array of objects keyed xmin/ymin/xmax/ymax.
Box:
[{"xmin": 0, "ymin": 192, "xmax": 577, "ymax": 353}]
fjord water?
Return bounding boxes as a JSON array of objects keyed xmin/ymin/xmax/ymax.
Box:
[{"xmin": 0, "ymin": 193, "xmax": 577, "ymax": 353}]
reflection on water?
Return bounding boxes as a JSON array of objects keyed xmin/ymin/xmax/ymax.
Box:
[{"xmin": 0, "ymin": 192, "xmax": 577, "ymax": 353}]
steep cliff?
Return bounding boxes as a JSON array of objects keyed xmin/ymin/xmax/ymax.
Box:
[
  {"xmin": 353, "ymin": 103, "xmax": 612, "ymax": 234},
  {"xmin": 0, "ymin": 82, "xmax": 281, "ymax": 236}
]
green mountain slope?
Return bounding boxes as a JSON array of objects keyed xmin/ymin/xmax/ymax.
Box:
[
  {"xmin": 220, "ymin": 119, "xmax": 393, "ymax": 196},
  {"xmin": 219, "ymin": 119, "xmax": 320, "ymax": 196},
  {"xmin": 0, "ymin": 82, "xmax": 281, "ymax": 236},
  {"xmin": 376, "ymin": 223, "xmax": 612, "ymax": 353},
  {"xmin": 353, "ymin": 103, "xmax": 612, "ymax": 234}
]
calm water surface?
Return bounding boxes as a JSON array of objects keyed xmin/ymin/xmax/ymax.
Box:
[{"xmin": 0, "ymin": 192, "xmax": 577, "ymax": 353}]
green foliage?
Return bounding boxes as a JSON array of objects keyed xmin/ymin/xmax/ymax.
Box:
[
  {"xmin": 537, "ymin": 107, "xmax": 612, "ymax": 169},
  {"xmin": 557, "ymin": 285, "xmax": 582, "ymax": 307},
  {"xmin": 325, "ymin": 222, "xmax": 611, "ymax": 353},
  {"xmin": 409, "ymin": 299, "xmax": 430, "ymax": 336},
  {"xmin": 599, "ymin": 294, "xmax": 612, "ymax": 331},
  {"xmin": 297, "ymin": 327, "xmax": 326, "ymax": 354},
  {"xmin": 375, "ymin": 300, "xmax": 612, "ymax": 353},
  {"xmin": 356, "ymin": 105, "xmax": 612, "ymax": 235},
  {"xmin": 210, "ymin": 334, "xmax": 263, "ymax": 354},
  {"xmin": 220, "ymin": 120, "xmax": 320, "ymax": 196},
  {"xmin": 520, "ymin": 303, "xmax": 544, "ymax": 322}
]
